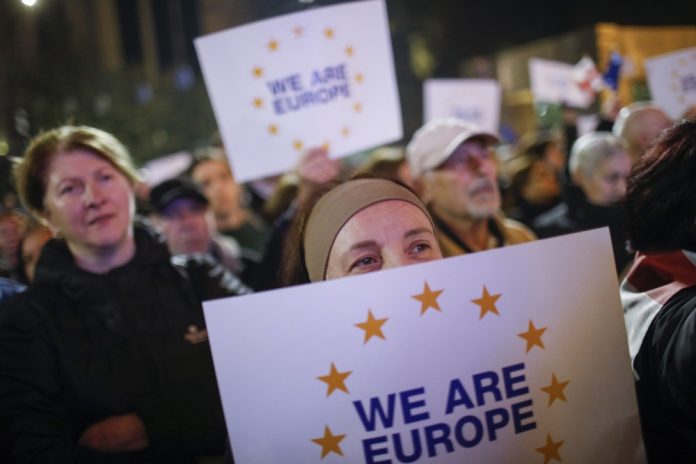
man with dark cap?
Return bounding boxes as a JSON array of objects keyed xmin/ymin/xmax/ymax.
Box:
[
  {"xmin": 150, "ymin": 177, "xmax": 247, "ymax": 277},
  {"xmin": 407, "ymin": 118, "xmax": 535, "ymax": 256}
]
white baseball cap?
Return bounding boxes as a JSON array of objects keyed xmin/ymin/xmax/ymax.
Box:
[{"xmin": 406, "ymin": 118, "xmax": 500, "ymax": 177}]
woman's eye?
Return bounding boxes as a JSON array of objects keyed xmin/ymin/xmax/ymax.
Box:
[
  {"xmin": 409, "ymin": 242, "xmax": 432, "ymax": 255},
  {"xmin": 99, "ymin": 173, "xmax": 114, "ymax": 182},
  {"xmin": 350, "ymin": 256, "xmax": 380, "ymax": 272},
  {"xmin": 59, "ymin": 184, "xmax": 79, "ymax": 196}
]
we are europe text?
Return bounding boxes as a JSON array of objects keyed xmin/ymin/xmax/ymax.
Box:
[
  {"xmin": 352, "ymin": 362, "xmax": 536, "ymax": 463},
  {"xmin": 266, "ymin": 63, "xmax": 351, "ymax": 115}
]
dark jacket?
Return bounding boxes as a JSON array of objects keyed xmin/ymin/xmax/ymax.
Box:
[
  {"xmin": 0, "ymin": 224, "xmax": 247, "ymax": 463},
  {"xmin": 633, "ymin": 286, "xmax": 696, "ymax": 462},
  {"xmin": 533, "ymin": 187, "xmax": 632, "ymax": 273}
]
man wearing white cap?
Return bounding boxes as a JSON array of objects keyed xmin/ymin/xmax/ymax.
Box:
[{"xmin": 407, "ymin": 118, "xmax": 535, "ymax": 256}]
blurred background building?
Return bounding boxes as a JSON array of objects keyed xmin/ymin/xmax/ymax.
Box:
[{"xmin": 1, "ymin": 0, "xmax": 694, "ymax": 197}]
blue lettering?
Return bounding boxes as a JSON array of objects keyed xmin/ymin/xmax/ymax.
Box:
[
  {"xmin": 424, "ymin": 423, "xmax": 454, "ymax": 458},
  {"xmin": 445, "ymin": 379, "xmax": 475, "ymax": 414},
  {"xmin": 454, "ymin": 415, "xmax": 484, "ymax": 448},
  {"xmin": 400, "ymin": 387, "xmax": 430, "ymax": 424},
  {"xmin": 512, "ymin": 399, "xmax": 537, "ymax": 434},
  {"xmin": 484, "ymin": 407, "xmax": 509, "ymax": 441},
  {"xmin": 363, "ymin": 436, "xmax": 391, "ymax": 464},
  {"xmin": 393, "ymin": 429, "xmax": 422, "ymax": 463},
  {"xmin": 354, "ymin": 394, "xmax": 397, "ymax": 432},
  {"xmin": 502, "ymin": 363, "xmax": 529, "ymax": 398},
  {"xmin": 473, "ymin": 371, "xmax": 502, "ymax": 406}
]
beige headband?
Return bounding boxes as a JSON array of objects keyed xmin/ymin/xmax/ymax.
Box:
[{"xmin": 303, "ymin": 178, "xmax": 433, "ymax": 282}]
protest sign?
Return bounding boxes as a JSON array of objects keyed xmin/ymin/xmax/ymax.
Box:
[
  {"xmin": 423, "ymin": 79, "xmax": 501, "ymax": 133},
  {"xmin": 204, "ymin": 229, "xmax": 644, "ymax": 463},
  {"xmin": 644, "ymin": 47, "xmax": 696, "ymax": 120},
  {"xmin": 195, "ymin": 0, "xmax": 402, "ymax": 183},
  {"xmin": 529, "ymin": 58, "xmax": 593, "ymax": 108}
]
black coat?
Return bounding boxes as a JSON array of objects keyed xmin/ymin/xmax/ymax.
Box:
[
  {"xmin": 0, "ymin": 224, "xmax": 247, "ymax": 463},
  {"xmin": 533, "ymin": 187, "xmax": 633, "ymax": 273}
]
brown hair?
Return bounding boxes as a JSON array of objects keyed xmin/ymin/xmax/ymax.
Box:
[
  {"xmin": 14, "ymin": 125, "xmax": 139, "ymax": 218},
  {"xmin": 625, "ymin": 119, "xmax": 696, "ymax": 252}
]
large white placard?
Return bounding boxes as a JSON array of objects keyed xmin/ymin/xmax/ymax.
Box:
[
  {"xmin": 644, "ymin": 47, "xmax": 696, "ymax": 120},
  {"xmin": 423, "ymin": 79, "xmax": 501, "ymax": 133},
  {"xmin": 528, "ymin": 58, "xmax": 593, "ymax": 108},
  {"xmin": 195, "ymin": 0, "xmax": 402, "ymax": 182},
  {"xmin": 204, "ymin": 229, "xmax": 644, "ymax": 463}
]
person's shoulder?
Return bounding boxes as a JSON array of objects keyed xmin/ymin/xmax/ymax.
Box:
[{"xmin": 497, "ymin": 215, "xmax": 537, "ymax": 244}]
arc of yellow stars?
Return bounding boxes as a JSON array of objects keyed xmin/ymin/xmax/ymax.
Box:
[
  {"xmin": 267, "ymin": 39, "xmax": 279, "ymax": 52},
  {"xmin": 355, "ymin": 309, "xmax": 388, "ymax": 343},
  {"xmin": 252, "ymin": 66, "xmax": 263, "ymax": 78},
  {"xmin": 252, "ymin": 97, "xmax": 263, "ymax": 109},
  {"xmin": 293, "ymin": 25, "xmax": 303, "ymax": 37},
  {"xmin": 317, "ymin": 362, "xmax": 351, "ymax": 397},
  {"xmin": 353, "ymin": 102, "xmax": 363, "ymax": 113},
  {"xmin": 268, "ymin": 124, "xmax": 278, "ymax": 135},
  {"xmin": 517, "ymin": 319, "xmax": 547, "ymax": 353},
  {"xmin": 341, "ymin": 126, "xmax": 350, "ymax": 137},
  {"xmin": 311, "ymin": 426, "xmax": 346, "ymax": 458},
  {"xmin": 324, "ymin": 27, "xmax": 335, "ymax": 39},
  {"xmin": 322, "ymin": 141, "xmax": 331, "ymax": 152},
  {"xmin": 355, "ymin": 73, "xmax": 364, "ymax": 84},
  {"xmin": 541, "ymin": 373, "xmax": 569, "ymax": 406},
  {"xmin": 471, "ymin": 285, "xmax": 501, "ymax": 319},
  {"xmin": 345, "ymin": 45, "xmax": 354, "ymax": 57},
  {"xmin": 412, "ymin": 281, "xmax": 443, "ymax": 315},
  {"xmin": 535, "ymin": 434, "xmax": 564, "ymax": 463},
  {"xmin": 293, "ymin": 140, "xmax": 304, "ymax": 151}
]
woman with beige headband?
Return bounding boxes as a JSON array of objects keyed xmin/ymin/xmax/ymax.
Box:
[{"xmin": 281, "ymin": 177, "xmax": 443, "ymax": 285}]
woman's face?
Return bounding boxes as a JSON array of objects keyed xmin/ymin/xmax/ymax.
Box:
[
  {"xmin": 325, "ymin": 200, "xmax": 442, "ymax": 280},
  {"xmin": 42, "ymin": 149, "xmax": 135, "ymax": 260}
]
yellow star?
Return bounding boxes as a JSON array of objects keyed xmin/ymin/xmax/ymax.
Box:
[
  {"xmin": 293, "ymin": 140, "xmax": 304, "ymax": 151},
  {"xmin": 311, "ymin": 426, "xmax": 346, "ymax": 458},
  {"xmin": 252, "ymin": 97, "xmax": 263, "ymax": 108},
  {"xmin": 412, "ymin": 281, "xmax": 443, "ymax": 315},
  {"xmin": 541, "ymin": 373, "xmax": 570, "ymax": 406},
  {"xmin": 341, "ymin": 126, "xmax": 350, "ymax": 137},
  {"xmin": 268, "ymin": 124, "xmax": 278, "ymax": 135},
  {"xmin": 517, "ymin": 319, "xmax": 547, "ymax": 353},
  {"xmin": 317, "ymin": 362, "xmax": 351, "ymax": 397},
  {"xmin": 293, "ymin": 25, "xmax": 303, "ymax": 37},
  {"xmin": 355, "ymin": 73, "xmax": 364, "ymax": 84},
  {"xmin": 324, "ymin": 27, "xmax": 335, "ymax": 39},
  {"xmin": 353, "ymin": 102, "xmax": 363, "ymax": 113},
  {"xmin": 471, "ymin": 286, "xmax": 501, "ymax": 319},
  {"xmin": 535, "ymin": 434, "xmax": 564, "ymax": 463},
  {"xmin": 322, "ymin": 141, "xmax": 331, "ymax": 152},
  {"xmin": 345, "ymin": 45, "xmax": 354, "ymax": 57},
  {"xmin": 252, "ymin": 66, "xmax": 264, "ymax": 78},
  {"xmin": 267, "ymin": 39, "xmax": 279, "ymax": 51},
  {"xmin": 355, "ymin": 309, "xmax": 388, "ymax": 343}
]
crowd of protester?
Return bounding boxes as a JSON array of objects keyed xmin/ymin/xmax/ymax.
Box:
[{"xmin": 0, "ymin": 93, "xmax": 693, "ymax": 462}]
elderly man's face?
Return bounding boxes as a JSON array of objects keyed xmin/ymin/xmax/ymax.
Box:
[
  {"xmin": 420, "ymin": 139, "xmax": 501, "ymax": 221},
  {"xmin": 156, "ymin": 198, "xmax": 214, "ymax": 255}
]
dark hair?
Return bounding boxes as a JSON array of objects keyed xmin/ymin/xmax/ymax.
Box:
[{"xmin": 625, "ymin": 119, "xmax": 696, "ymax": 252}]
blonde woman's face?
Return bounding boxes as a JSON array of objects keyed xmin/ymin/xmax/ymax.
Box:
[
  {"xmin": 42, "ymin": 149, "xmax": 135, "ymax": 257},
  {"xmin": 325, "ymin": 200, "xmax": 442, "ymax": 280}
]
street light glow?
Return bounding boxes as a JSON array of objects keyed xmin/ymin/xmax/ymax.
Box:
[{"xmin": 21, "ymin": 0, "xmax": 38, "ymax": 7}]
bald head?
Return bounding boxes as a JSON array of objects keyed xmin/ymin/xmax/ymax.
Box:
[{"xmin": 613, "ymin": 103, "xmax": 671, "ymax": 162}]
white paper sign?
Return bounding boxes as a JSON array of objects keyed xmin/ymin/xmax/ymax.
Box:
[
  {"xmin": 195, "ymin": 0, "xmax": 402, "ymax": 182},
  {"xmin": 529, "ymin": 58, "xmax": 593, "ymax": 108},
  {"xmin": 204, "ymin": 229, "xmax": 644, "ymax": 463},
  {"xmin": 423, "ymin": 79, "xmax": 501, "ymax": 133},
  {"xmin": 644, "ymin": 47, "xmax": 696, "ymax": 120}
]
